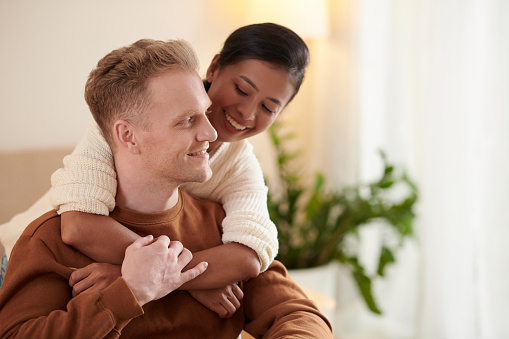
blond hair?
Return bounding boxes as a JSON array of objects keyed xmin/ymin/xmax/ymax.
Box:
[{"xmin": 84, "ymin": 39, "xmax": 199, "ymax": 148}]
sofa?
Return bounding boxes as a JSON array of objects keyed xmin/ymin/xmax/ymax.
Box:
[{"xmin": 0, "ymin": 147, "xmax": 72, "ymax": 263}]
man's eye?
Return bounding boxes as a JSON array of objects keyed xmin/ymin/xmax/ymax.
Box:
[
  {"xmin": 180, "ymin": 116, "xmax": 194, "ymax": 125},
  {"xmin": 235, "ymin": 85, "xmax": 248, "ymax": 96}
]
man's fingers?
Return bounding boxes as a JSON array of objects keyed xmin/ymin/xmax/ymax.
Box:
[
  {"xmin": 153, "ymin": 235, "xmax": 171, "ymax": 249},
  {"xmin": 168, "ymin": 240, "xmax": 183, "ymax": 252},
  {"xmin": 180, "ymin": 261, "xmax": 208, "ymax": 283},
  {"xmin": 177, "ymin": 248, "xmax": 193, "ymax": 266},
  {"xmin": 130, "ymin": 235, "xmax": 154, "ymax": 249}
]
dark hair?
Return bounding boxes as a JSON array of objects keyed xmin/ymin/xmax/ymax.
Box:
[{"xmin": 204, "ymin": 23, "xmax": 310, "ymax": 103}]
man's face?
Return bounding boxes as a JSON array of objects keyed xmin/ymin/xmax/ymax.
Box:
[{"xmin": 136, "ymin": 70, "xmax": 216, "ymax": 188}]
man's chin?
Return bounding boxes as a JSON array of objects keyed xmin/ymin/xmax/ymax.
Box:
[
  {"xmin": 202, "ymin": 171, "xmax": 213, "ymax": 183},
  {"xmin": 195, "ymin": 169, "xmax": 213, "ymax": 184}
]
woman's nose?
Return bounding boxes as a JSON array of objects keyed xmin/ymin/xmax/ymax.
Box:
[{"xmin": 238, "ymin": 100, "xmax": 256, "ymax": 121}]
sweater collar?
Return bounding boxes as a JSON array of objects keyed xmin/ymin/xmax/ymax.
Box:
[{"xmin": 110, "ymin": 189, "xmax": 184, "ymax": 226}]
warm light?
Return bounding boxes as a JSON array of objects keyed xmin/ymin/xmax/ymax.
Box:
[{"xmin": 245, "ymin": 0, "xmax": 330, "ymax": 39}]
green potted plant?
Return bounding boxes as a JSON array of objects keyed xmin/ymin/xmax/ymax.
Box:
[{"xmin": 266, "ymin": 121, "xmax": 418, "ymax": 314}]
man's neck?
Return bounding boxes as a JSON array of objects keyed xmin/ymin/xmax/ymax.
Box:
[
  {"xmin": 115, "ymin": 183, "xmax": 180, "ymax": 214},
  {"xmin": 115, "ymin": 158, "xmax": 180, "ymax": 214}
]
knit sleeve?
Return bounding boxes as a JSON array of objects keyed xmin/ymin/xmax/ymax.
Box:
[
  {"xmin": 50, "ymin": 123, "xmax": 117, "ymax": 215},
  {"xmin": 182, "ymin": 141, "xmax": 278, "ymax": 272}
]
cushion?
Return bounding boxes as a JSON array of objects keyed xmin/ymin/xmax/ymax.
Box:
[{"xmin": 0, "ymin": 190, "xmax": 53, "ymax": 259}]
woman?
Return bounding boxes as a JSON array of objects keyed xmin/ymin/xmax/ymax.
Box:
[{"xmin": 1, "ymin": 23, "xmax": 309, "ymax": 316}]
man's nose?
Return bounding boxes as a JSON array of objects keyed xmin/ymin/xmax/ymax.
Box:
[{"xmin": 198, "ymin": 116, "xmax": 217, "ymax": 142}]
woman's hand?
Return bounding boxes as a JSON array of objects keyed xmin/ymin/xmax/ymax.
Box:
[
  {"xmin": 188, "ymin": 283, "xmax": 244, "ymax": 318},
  {"xmin": 69, "ymin": 262, "xmax": 121, "ymax": 297}
]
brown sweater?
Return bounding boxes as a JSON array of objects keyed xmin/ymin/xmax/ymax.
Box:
[{"xmin": 0, "ymin": 189, "xmax": 332, "ymax": 338}]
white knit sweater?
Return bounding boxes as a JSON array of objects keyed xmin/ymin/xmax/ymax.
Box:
[{"xmin": 50, "ymin": 124, "xmax": 278, "ymax": 271}]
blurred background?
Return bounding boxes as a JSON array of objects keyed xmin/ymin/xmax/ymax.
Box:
[{"xmin": 1, "ymin": 0, "xmax": 508, "ymax": 338}]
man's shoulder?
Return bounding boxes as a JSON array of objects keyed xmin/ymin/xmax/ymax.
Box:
[{"xmin": 21, "ymin": 210, "xmax": 61, "ymax": 239}]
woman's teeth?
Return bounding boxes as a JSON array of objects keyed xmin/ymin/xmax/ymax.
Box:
[
  {"xmin": 188, "ymin": 150, "xmax": 207, "ymax": 156},
  {"xmin": 225, "ymin": 111, "xmax": 247, "ymax": 131}
]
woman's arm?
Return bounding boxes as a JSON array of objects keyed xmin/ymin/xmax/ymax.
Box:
[
  {"xmin": 51, "ymin": 123, "xmax": 130, "ymax": 263},
  {"xmin": 50, "ymin": 123, "xmax": 117, "ymax": 216},
  {"xmin": 182, "ymin": 140, "xmax": 279, "ymax": 272},
  {"xmin": 179, "ymin": 243, "xmax": 260, "ymax": 290},
  {"xmin": 61, "ymin": 212, "xmax": 138, "ymax": 264},
  {"xmin": 61, "ymin": 212, "xmax": 260, "ymax": 288},
  {"xmin": 65, "ymin": 212, "xmax": 260, "ymax": 290}
]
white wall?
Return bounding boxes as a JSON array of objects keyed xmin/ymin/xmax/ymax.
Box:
[{"xmin": 0, "ymin": 0, "xmax": 247, "ymax": 152}]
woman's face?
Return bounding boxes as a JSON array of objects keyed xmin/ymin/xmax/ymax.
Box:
[{"xmin": 205, "ymin": 57, "xmax": 295, "ymax": 145}]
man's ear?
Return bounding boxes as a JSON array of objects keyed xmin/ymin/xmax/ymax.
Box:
[
  {"xmin": 113, "ymin": 120, "xmax": 140, "ymax": 154},
  {"xmin": 206, "ymin": 54, "xmax": 220, "ymax": 83}
]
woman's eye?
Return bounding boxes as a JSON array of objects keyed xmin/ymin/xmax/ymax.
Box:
[
  {"xmin": 263, "ymin": 105, "xmax": 275, "ymax": 114},
  {"xmin": 235, "ymin": 85, "xmax": 248, "ymax": 96}
]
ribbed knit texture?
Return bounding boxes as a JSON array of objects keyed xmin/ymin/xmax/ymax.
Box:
[
  {"xmin": 50, "ymin": 124, "xmax": 117, "ymax": 215},
  {"xmin": 50, "ymin": 123, "xmax": 278, "ymax": 271}
]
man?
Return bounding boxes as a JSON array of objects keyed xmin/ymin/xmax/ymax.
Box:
[{"xmin": 0, "ymin": 39, "xmax": 332, "ymax": 338}]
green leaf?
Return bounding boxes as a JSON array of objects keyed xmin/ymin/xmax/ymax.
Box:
[
  {"xmin": 351, "ymin": 265, "xmax": 382, "ymax": 315},
  {"xmin": 313, "ymin": 173, "xmax": 325, "ymax": 192},
  {"xmin": 380, "ymin": 180, "xmax": 394, "ymax": 188},
  {"xmin": 266, "ymin": 123, "xmax": 418, "ymax": 315},
  {"xmin": 377, "ymin": 246, "xmax": 396, "ymax": 277}
]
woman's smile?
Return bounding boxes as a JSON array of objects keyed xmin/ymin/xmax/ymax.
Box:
[
  {"xmin": 206, "ymin": 58, "xmax": 295, "ymax": 148},
  {"xmin": 224, "ymin": 110, "xmax": 248, "ymax": 131}
]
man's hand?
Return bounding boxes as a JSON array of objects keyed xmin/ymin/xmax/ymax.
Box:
[
  {"xmin": 69, "ymin": 263, "xmax": 121, "ymax": 297},
  {"xmin": 122, "ymin": 235, "xmax": 208, "ymax": 306},
  {"xmin": 188, "ymin": 283, "xmax": 243, "ymax": 318}
]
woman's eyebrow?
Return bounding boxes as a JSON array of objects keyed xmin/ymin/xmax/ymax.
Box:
[
  {"xmin": 240, "ymin": 75, "xmax": 282, "ymax": 106},
  {"xmin": 240, "ymin": 75, "xmax": 258, "ymax": 91}
]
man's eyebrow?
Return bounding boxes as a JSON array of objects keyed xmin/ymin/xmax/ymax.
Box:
[
  {"xmin": 240, "ymin": 75, "xmax": 282, "ymax": 106},
  {"xmin": 172, "ymin": 110, "xmax": 197, "ymax": 121},
  {"xmin": 173, "ymin": 101, "xmax": 212, "ymax": 121}
]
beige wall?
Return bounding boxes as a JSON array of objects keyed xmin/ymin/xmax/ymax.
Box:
[
  {"xmin": 0, "ymin": 1, "xmax": 292, "ymax": 228},
  {"xmin": 0, "ymin": 0, "xmax": 248, "ymax": 152},
  {"xmin": 0, "ymin": 0, "xmax": 298, "ymax": 195},
  {"xmin": 0, "ymin": 0, "xmax": 280, "ymax": 216},
  {"xmin": 0, "ymin": 1, "xmax": 358, "ymax": 221}
]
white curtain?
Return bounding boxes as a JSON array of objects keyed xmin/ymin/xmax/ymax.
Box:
[
  {"xmin": 249, "ymin": 0, "xmax": 508, "ymax": 337},
  {"xmin": 345, "ymin": 0, "xmax": 509, "ymax": 338}
]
